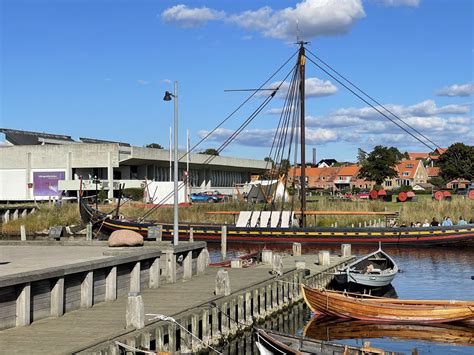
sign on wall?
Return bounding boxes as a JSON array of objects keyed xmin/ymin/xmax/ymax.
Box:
[{"xmin": 33, "ymin": 171, "xmax": 65, "ymax": 197}]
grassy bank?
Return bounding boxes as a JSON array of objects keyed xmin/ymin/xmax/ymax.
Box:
[{"xmin": 1, "ymin": 197, "xmax": 473, "ymax": 234}]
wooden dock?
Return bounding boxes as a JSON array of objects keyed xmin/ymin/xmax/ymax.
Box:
[{"xmin": 0, "ymin": 242, "xmax": 352, "ymax": 354}]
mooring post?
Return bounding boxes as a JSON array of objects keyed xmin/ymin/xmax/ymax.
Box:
[
  {"xmin": 183, "ymin": 251, "xmax": 192, "ymax": 281},
  {"xmin": 258, "ymin": 287, "xmax": 266, "ymax": 318},
  {"xmin": 221, "ymin": 225, "xmax": 227, "ymax": 261},
  {"xmin": 237, "ymin": 294, "xmax": 244, "ymax": 326},
  {"xmin": 318, "ymin": 251, "xmax": 330, "ymax": 266},
  {"xmin": 126, "ymin": 292, "xmax": 144, "ymax": 329},
  {"xmin": 215, "ymin": 269, "xmax": 231, "ymax": 296},
  {"xmin": 262, "ymin": 249, "xmax": 273, "ymax": 265},
  {"xmin": 245, "ymin": 291, "xmax": 252, "ymax": 325},
  {"xmin": 220, "ymin": 301, "xmax": 229, "ymax": 337},
  {"xmin": 341, "ymin": 244, "xmax": 352, "ymax": 257},
  {"xmin": 168, "ymin": 323, "xmax": 176, "ymax": 352},
  {"xmin": 130, "ymin": 261, "xmax": 141, "ymax": 293},
  {"xmin": 180, "ymin": 317, "xmax": 191, "ymax": 353},
  {"xmin": 165, "ymin": 250, "xmax": 176, "ymax": 284},
  {"xmin": 191, "ymin": 314, "xmax": 200, "ymax": 351},
  {"xmin": 189, "ymin": 226, "xmax": 194, "ymax": 242},
  {"xmin": 211, "ymin": 305, "xmax": 220, "ymax": 340},
  {"xmin": 16, "ymin": 283, "xmax": 31, "ymax": 326},
  {"xmin": 272, "ymin": 254, "xmax": 283, "ymax": 275},
  {"xmin": 13, "ymin": 209, "xmax": 19, "ymax": 221},
  {"xmin": 20, "ymin": 225, "xmax": 26, "ymax": 241},
  {"xmin": 229, "ymin": 298, "xmax": 238, "ymax": 333},
  {"xmin": 201, "ymin": 309, "xmax": 211, "ymax": 345},
  {"xmin": 50, "ymin": 277, "xmax": 64, "ymax": 317},
  {"xmin": 105, "ymin": 266, "xmax": 117, "ymax": 301},
  {"xmin": 149, "ymin": 257, "xmax": 160, "ymax": 289},
  {"xmin": 86, "ymin": 222, "xmax": 93, "ymax": 241},
  {"xmin": 292, "ymin": 242, "xmax": 302, "ymax": 256},
  {"xmin": 155, "ymin": 326, "xmax": 164, "ymax": 352},
  {"xmin": 197, "ymin": 248, "xmax": 209, "ymax": 275}
]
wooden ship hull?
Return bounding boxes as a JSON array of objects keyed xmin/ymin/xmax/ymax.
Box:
[
  {"xmin": 80, "ymin": 198, "xmax": 474, "ymax": 246},
  {"xmin": 303, "ymin": 317, "xmax": 474, "ymax": 346},
  {"xmin": 334, "ymin": 246, "xmax": 398, "ymax": 288},
  {"xmin": 300, "ymin": 285, "xmax": 474, "ymax": 324}
]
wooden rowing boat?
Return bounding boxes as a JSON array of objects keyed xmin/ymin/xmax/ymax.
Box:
[
  {"xmin": 301, "ymin": 285, "xmax": 474, "ymax": 324},
  {"xmin": 254, "ymin": 327, "xmax": 399, "ymax": 355},
  {"xmin": 334, "ymin": 244, "xmax": 398, "ymax": 288},
  {"xmin": 209, "ymin": 251, "xmax": 260, "ymax": 268},
  {"xmin": 303, "ymin": 317, "xmax": 474, "ymax": 346}
]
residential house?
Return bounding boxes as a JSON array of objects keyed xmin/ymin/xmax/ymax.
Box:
[
  {"xmin": 333, "ymin": 165, "xmax": 359, "ymax": 191},
  {"xmin": 384, "ymin": 159, "xmax": 428, "ymax": 189},
  {"xmin": 316, "ymin": 159, "xmax": 337, "ymax": 168}
]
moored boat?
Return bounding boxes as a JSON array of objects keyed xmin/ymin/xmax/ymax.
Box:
[
  {"xmin": 334, "ymin": 244, "xmax": 398, "ymax": 288},
  {"xmin": 300, "ymin": 285, "xmax": 474, "ymax": 324}
]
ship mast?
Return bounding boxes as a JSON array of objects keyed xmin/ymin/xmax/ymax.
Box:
[{"xmin": 298, "ymin": 41, "xmax": 307, "ymax": 228}]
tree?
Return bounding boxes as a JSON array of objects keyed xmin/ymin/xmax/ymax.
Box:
[
  {"xmin": 437, "ymin": 143, "xmax": 474, "ymax": 181},
  {"xmin": 357, "ymin": 148, "xmax": 367, "ymax": 165},
  {"xmin": 199, "ymin": 148, "xmax": 219, "ymax": 156},
  {"xmin": 358, "ymin": 145, "xmax": 404, "ymax": 185},
  {"xmin": 146, "ymin": 143, "xmax": 163, "ymax": 149},
  {"xmin": 264, "ymin": 156, "xmax": 274, "ymax": 164}
]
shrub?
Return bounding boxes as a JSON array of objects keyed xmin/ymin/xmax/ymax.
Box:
[{"xmin": 123, "ymin": 188, "xmax": 144, "ymax": 201}]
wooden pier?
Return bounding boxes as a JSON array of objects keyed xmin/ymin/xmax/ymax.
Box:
[{"xmin": 0, "ymin": 242, "xmax": 352, "ymax": 354}]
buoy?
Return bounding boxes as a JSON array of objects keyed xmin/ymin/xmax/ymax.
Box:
[
  {"xmin": 433, "ymin": 191, "xmax": 444, "ymax": 201},
  {"xmin": 398, "ymin": 191, "xmax": 407, "ymax": 202}
]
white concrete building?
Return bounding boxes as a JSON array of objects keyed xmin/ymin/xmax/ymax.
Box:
[{"xmin": 0, "ymin": 129, "xmax": 267, "ymax": 201}]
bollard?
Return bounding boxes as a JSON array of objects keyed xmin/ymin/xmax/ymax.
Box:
[
  {"xmin": 126, "ymin": 292, "xmax": 145, "ymax": 329},
  {"xmin": 86, "ymin": 222, "xmax": 93, "ymax": 241},
  {"xmin": 364, "ymin": 221, "xmax": 367, "ymax": 228},
  {"xmin": 221, "ymin": 225, "xmax": 227, "ymax": 261},
  {"xmin": 20, "ymin": 225, "xmax": 26, "ymax": 241},
  {"xmin": 262, "ymin": 249, "xmax": 273, "ymax": 265},
  {"xmin": 292, "ymin": 242, "xmax": 302, "ymax": 256},
  {"xmin": 295, "ymin": 260, "xmax": 306, "ymax": 270},
  {"xmin": 341, "ymin": 244, "xmax": 351, "ymax": 257},
  {"xmin": 358, "ymin": 222, "xmax": 361, "ymax": 228},
  {"xmin": 334, "ymin": 222, "xmax": 338, "ymax": 228},
  {"xmin": 351, "ymin": 223, "xmax": 354, "ymax": 228},
  {"xmin": 231, "ymin": 259, "xmax": 243, "ymax": 268},
  {"xmin": 272, "ymin": 254, "xmax": 283, "ymax": 276},
  {"xmin": 318, "ymin": 251, "xmax": 330, "ymax": 266},
  {"xmin": 215, "ymin": 269, "xmax": 231, "ymax": 296},
  {"xmin": 189, "ymin": 227, "xmax": 194, "ymax": 242}
]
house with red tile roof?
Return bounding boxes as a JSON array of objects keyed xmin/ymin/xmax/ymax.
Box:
[{"xmin": 383, "ymin": 159, "xmax": 428, "ymax": 189}]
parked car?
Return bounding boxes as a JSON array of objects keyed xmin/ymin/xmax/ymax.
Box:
[
  {"xmin": 190, "ymin": 191, "xmax": 224, "ymax": 203},
  {"xmin": 356, "ymin": 192, "xmax": 370, "ymax": 199}
]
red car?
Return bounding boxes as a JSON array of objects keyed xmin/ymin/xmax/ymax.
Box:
[{"xmin": 357, "ymin": 192, "xmax": 370, "ymax": 199}]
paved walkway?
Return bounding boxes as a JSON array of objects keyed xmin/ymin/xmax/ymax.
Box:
[{"xmin": 0, "ymin": 251, "xmax": 349, "ymax": 354}]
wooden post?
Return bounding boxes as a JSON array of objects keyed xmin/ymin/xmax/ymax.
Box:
[
  {"xmin": 16, "ymin": 283, "xmax": 31, "ymax": 326},
  {"xmin": 155, "ymin": 326, "xmax": 164, "ymax": 352},
  {"xmin": 130, "ymin": 261, "xmax": 141, "ymax": 293},
  {"xmin": 197, "ymin": 248, "xmax": 209, "ymax": 275},
  {"xmin": 220, "ymin": 302, "xmax": 229, "ymax": 336},
  {"xmin": 259, "ymin": 287, "xmax": 266, "ymax": 318},
  {"xmin": 341, "ymin": 244, "xmax": 351, "ymax": 257},
  {"xmin": 292, "ymin": 242, "xmax": 301, "ymax": 256},
  {"xmin": 168, "ymin": 323, "xmax": 176, "ymax": 352},
  {"xmin": 13, "ymin": 209, "xmax": 19, "ymax": 221},
  {"xmin": 237, "ymin": 294, "xmax": 244, "ymax": 326},
  {"xmin": 180, "ymin": 317, "xmax": 191, "ymax": 353},
  {"xmin": 201, "ymin": 309, "xmax": 211, "ymax": 345},
  {"xmin": 318, "ymin": 251, "xmax": 330, "ymax": 266},
  {"xmin": 86, "ymin": 222, "xmax": 93, "ymax": 241},
  {"xmin": 3, "ymin": 210, "xmax": 10, "ymax": 224},
  {"xmin": 265, "ymin": 284, "xmax": 272, "ymax": 312},
  {"xmin": 272, "ymin": 282, "xmax": 278, "ymax": 309},
  {"xmin": 165, "ymin": 250, "xmax": 176, "ymax": 284},
  {"xmin": 81, "ymin": 271, "xmax": 93, "ymax": 308},
  {"xmin": 189, "ymin": 226, "xmax": 194, "ymax": 242},
  {"xmin": 105, "ymin": 266, "xmax": 117, "ymax": 301},
  {"xmin": 51, "ymin": 277, "xmax": 64, "ymax": 317},
  {"xmin": 211, "ymin": 305, "xmax": 220, "ymax": 339},
  {"xmin": 245, "ymin": 291, "xmax": 252, "ymax": 324},
  {"xmin": 215, "ymin": 269, "xmax": 231, "ymax": 296},
  {"xmin": 126, "ymin": 292, "xmax": 144, "ymax": 329},
  {"xmin": 183, "ymin": 251, "xmax": 192, "ymax": 281},
  {"xmin": 229, "ymin": 298, "xmax": 238, "ymax": 333},
  {"xmin": 272, "ymin": 254, "xmax": 283, "ymax": 275},
  {"xmin": 149, "ymin": 257, "xmax": 160, "ymax": 289},
  {"xmin": 191, "ymin": 314, "xmax": 200, "ymax": 351},
  {"xmin": 221, "ymin": 225, "xmax": 227, "ymax": 261},
  {"xmin": 252, "ymin": 288, "xmax": 259, "ymax": 318},
  {"xmin": 262, "ymin": 249, "xmax": 273, "ymax": 265},
  {"xmin": 20, "ymin": 225, "xmax": 26, "ymax": 241}
]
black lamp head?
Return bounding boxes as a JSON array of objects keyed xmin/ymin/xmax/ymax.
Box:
[{"xmin": 163, "ymin": 91, "xmax": 173, "ymax": 101}]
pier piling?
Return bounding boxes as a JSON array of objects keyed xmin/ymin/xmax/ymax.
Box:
[
  {"xmin": 262, "ymin": 249, "xmax": 273, "ymax": 265},
  {"xmin": 318, "ymin": 251, "xmax": 330, "ymax": 266},
  {"xmin": 20, "ymin": 225, "xmax": 26, "ymax": 241},
  {"xmin": 215, "ymin": 269, "xmax": 231, "ymax": 296},
  {"xmin": 341, "ymin": 244, "xmax": 352, "ymax": 257},
  {"xmin": 221, "ymin": 225, "xmax": 227, "ymax": 261},
  {"xmin": 125, "ymin": 292, "xmax": 144, "ymax": 329},
  {"xmin": 292, "ymin": 242, "xmax": 302, "ymax": 256}
]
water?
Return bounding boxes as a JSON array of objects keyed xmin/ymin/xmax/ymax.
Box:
[{"xmin": 209, "ymin": 245, "xmax": 474, "ymax": 354}]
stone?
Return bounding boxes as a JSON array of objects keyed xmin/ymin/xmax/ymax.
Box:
[
  {"xmin": 215, "ymin": 269, "xmax": 231, "ymax": 296},
  {"xmin": 108, "ymin": 229, "xmax": 144, "ymax": 247}
]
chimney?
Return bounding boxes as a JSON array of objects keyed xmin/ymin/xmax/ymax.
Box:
[{"xmin": 312, "ymin": 147, "xmax": 317, "ymax": 166}]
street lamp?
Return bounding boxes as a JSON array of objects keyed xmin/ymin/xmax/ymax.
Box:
[
  {"xmin": 92, "ymin": 175, "xmax": 100, "ymax": 210},
  {"xmin": 163, "ymin": 82, "xmax": 179, "ymax": 246}
]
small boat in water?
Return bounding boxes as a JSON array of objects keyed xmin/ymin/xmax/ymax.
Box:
[
  {"xmin": 303, "ymin": 317, "xmax": 474, "ymax": 346},
  {"xmin": 301, "ymin": 285, "xmax": 474, "ymax": 324},
  {"xmin": 255, "ymin": 327, "xmax": 398, "ymax": 355},
  {"xmin": 334, "ymin": 244, "xmax": 398, "ymax": 288}
]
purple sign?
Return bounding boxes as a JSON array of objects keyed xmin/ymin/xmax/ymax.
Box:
[{"xmin": 33, "ymin": 171, "xmax": 65, "ymax": 197}]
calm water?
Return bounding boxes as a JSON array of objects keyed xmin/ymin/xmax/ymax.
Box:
[{"xmin": 209, "ymin": 245, "xmax": 474, "ymax": 354}]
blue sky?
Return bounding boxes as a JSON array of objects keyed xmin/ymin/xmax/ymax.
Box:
[{"xmin": 1, "ymin": 0, "xmax": 472, "ymax": 162}]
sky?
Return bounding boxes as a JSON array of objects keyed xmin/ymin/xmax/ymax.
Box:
[{"xmin": 1, "ymin": 0, "xmax": 473, "ymax": 163}]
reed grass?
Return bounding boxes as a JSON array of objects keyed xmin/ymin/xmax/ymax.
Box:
[{"xmin": 1, "ymin": 196, "xmax": 472, "ymax": 234}]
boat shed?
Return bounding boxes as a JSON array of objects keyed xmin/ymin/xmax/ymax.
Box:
[{"xmin": 0, "ymin": 128, "xmax": 267, "ymax": 201}]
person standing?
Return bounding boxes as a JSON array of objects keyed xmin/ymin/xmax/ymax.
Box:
[
  {"xmin": 430, "ymin": 217, "xmax": 439, "ymax": 226},
  {"xmin": 458, "ymin": 216, "xmax": 467, "ymax": 225}
]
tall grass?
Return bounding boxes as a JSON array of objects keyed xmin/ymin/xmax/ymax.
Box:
[{"xmin": 1, "ymin": 197, "xmax": 472, "ymax": 234}]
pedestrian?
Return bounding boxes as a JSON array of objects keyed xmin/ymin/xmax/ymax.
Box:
[
  {"xmin": 442, "ymin": 216, "xmax": 453, "ymax": 226},
  {"xmin": 422, "ymin": 219, "xmax": 430, "ymax": 227},
  {"xmin": 458, "ymin": 216, "xmax": 467, "ymax": 225},
  {"xmin": 430, "ymin": 217, "xmax": 439, "ymax": 227}
]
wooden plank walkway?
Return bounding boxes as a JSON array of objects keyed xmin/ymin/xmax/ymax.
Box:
[{"xmin": 0, "ymin": 254, "xmax": 349, "ymax": 354}]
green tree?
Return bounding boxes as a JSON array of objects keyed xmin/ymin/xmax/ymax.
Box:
[
  {"xmin": 199, "ymin": 148, "xmax": 219, "ymax": 156},
  {"xmin": 357, "ymin": 148, "xmax": 367, "ymax": 165},
  {"xmin": 358, "ymin": 145, "xmax": 404, "ymax": 185},
  {"xmin": 278, "ymin": 159, "xmax": 290, "ymax": 176},
  {"xmin": 437, "ymin": 143, "xmax": 474, "ymax": 181},
  {"xmin": 430, "ymin": 176, "xmax": 446, "ymax": 189},
  {"xmin": 146, "ymin": 143, "xmax": 163, "ymax": 149}
]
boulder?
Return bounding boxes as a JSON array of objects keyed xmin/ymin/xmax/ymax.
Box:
[{"xmin": 108, "ymin": 229, "xmax": 144, "ymax": 247}]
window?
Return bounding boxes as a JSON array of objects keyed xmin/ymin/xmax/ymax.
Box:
[
  {"xmin": 403, "ymin": 172, "xmax": 410, "ymax": 176},
  {"xmin": 385, "ymin": 181, "xmax": 392, "ymax": 187},
  {"xmin": 406, "ymin": 164, "xmax": 414, "ymax": 168}
]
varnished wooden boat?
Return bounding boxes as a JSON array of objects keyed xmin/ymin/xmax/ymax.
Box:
[
  {"xmin": 255, "ymin": 328, "xmax": 399, "ymax": 355},
  {"xmin": 209, "ymin": 251, "xmax": 260, "ymax": 268},
  {"xmin": 303, "ymin": 317, "xmax": 474, "ymax": 346},
  {"xmin": 79, "ymin": 198, "xmax": 474, "ymax": 246},
  {"xmin": 301, "ymin": 285, "xmax": 474, "ymax": 324}
]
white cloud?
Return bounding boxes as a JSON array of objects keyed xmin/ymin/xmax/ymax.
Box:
[
  {"xmin": 137, "ymin": 80, "xmax": 150, "ymax": 85},
  {"xmin": 162, "ymin": 79, "xmax": 172, "ymax": 84},
  {"xmin": 161, "ymin": 4, "xmax": 225, "ymax": 28},
  {"xmin": 228, "ymin": 0, "xmax": 365, "ymax": 41},
  {"xmin": 264, "ymin": 77, "xmax": 337, "ymax": 99},
  {"xmin": 435, "ymin": 83, "xmax": 473, "ymax": 97},
  {"xmin": 197, "ymin": 126, "xmax": 337, "ymax": 147},
  {"xmin": 373, "ymin": 0, "xmax": 420, "ymax": 7}
]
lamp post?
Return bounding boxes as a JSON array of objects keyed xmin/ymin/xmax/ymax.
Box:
[
  {"xmin": 92, "ymin": 175, "xmax": 100, "ymax": 210},
  {"xmin": 163, "ymin": 82, "xmax": 179, "ymax": 246}
]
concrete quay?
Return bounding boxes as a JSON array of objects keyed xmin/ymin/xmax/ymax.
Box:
[{"xmin": 0, "ymin": 242, "xmax": 352, "ymax": 354}]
